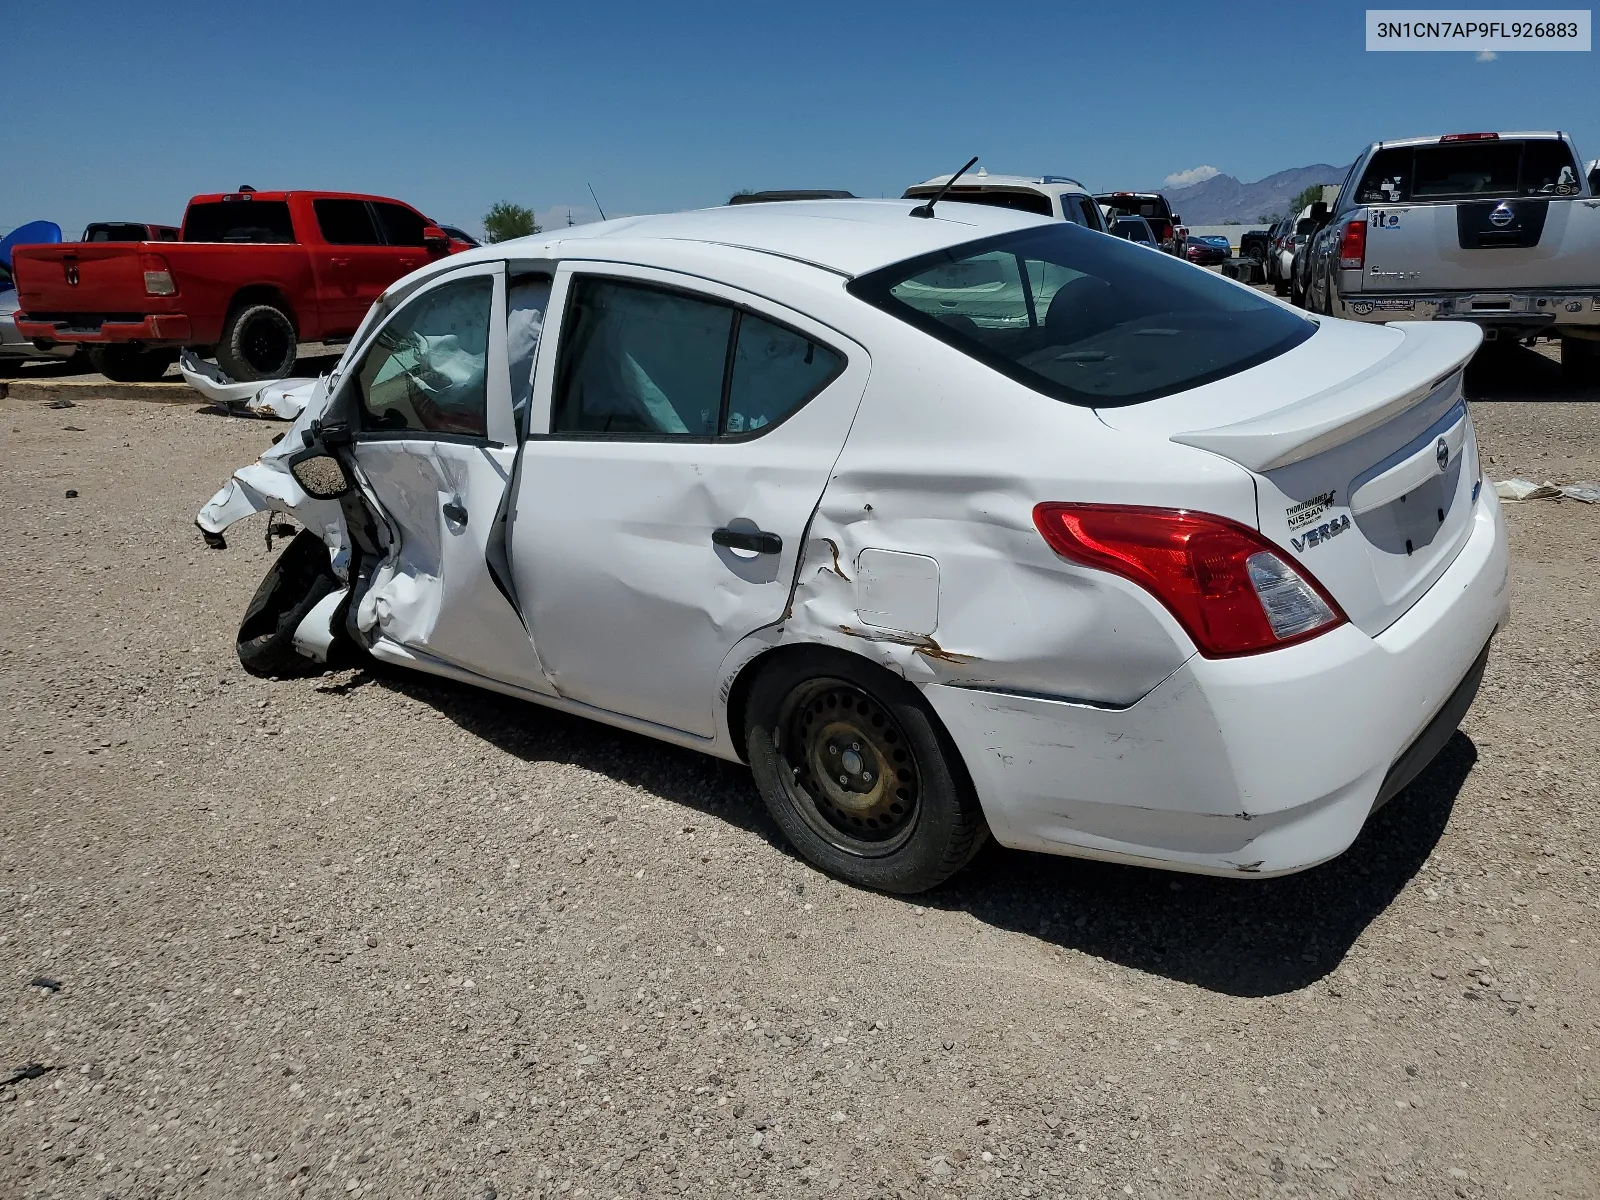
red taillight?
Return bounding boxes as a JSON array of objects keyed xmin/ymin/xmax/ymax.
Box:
[
  {"xmin": 1032, "ymin": 504, "xmax": 1347, "ymax": 657},
  {"xmin": 1440, "ymin": 132, "xmax": 1498, "ymax": 142},
  {"xmin": 1338, "ymin": 218, "xmax": 1367, "ymax": 270},
  {"xmin": 140, "ymin": 252, "xmax": 176, "ymax": 296}
]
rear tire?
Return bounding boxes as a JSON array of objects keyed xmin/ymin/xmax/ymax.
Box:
[
  {"xmin": 217, "ymin": 303, "xmax": 297, "ymax": 382},
  {"xmin": 237, "ymin": 529, "xmax": 348, "ymax": 678},
  {"xmin": 744, "ymin": 649, "xmax": 989, "ymax": 894},
  {"xmin": 1560, "ymin": 336, "xmax": 1600, "ymax": 384},
  {"xmin": 87, "ymin": 345, "xmax": 178, "ymax": 382}
]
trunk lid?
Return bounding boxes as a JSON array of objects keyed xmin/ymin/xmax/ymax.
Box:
[
  {"xmin": 11, "ymin": 243, "xmax": 150, "ymax": 314},
  {"xmin": 1097, "ymin": 318, "xmax": 1484, "ymax": 635}
]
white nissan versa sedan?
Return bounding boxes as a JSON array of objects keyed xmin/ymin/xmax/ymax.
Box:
[{"xmin": 198, "ymin": 199, "xmax": 1509, "ymax": 894}]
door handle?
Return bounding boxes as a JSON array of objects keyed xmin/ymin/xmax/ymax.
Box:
[
  {"xmin": 442, "ymin": 502, "xmax": 468, "ymax": 526},
  {"xmin": 713, "ymin": 526, "xmax": 781, "ymax": 555}
]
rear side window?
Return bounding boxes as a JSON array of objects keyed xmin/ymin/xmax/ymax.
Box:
[
  {"xmin": 1072, "ymin": 197, "xmax": 1101, "ymax": 229},
  {"xmin": 373, "ymin": 202, "xmax": 427, "ymax": 246},
  {"xmin": 183, "ymin": 200, "xmax": 295, "ymax": 243},
  {"xmin": 1358, "ymin": 140, "xmax": 1582, "ymax": 202},
  {"xmin": 849, "ymin": 223, "xmax": 1313, "ymax": 408},
  {"xmin": 315, "ymin": 199, "xmax": 381, "ymax": 245},
  {"xmin": 552, "ymin": 277, "xmax": 843, "ymax": 438}
]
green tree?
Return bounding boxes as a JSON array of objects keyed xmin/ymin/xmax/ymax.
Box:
[
  {"xmin": 482, "ymin": 202, "xmax": 540, "ymax": 243},
  {"xmin": 1288, "ymin": 183, "xmax": 1332, "ymax": 216}
]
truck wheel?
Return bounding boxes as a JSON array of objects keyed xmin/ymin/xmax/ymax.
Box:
[
  {"xmin": 217, "ymin": 303, "xmax": 297, "ymax": 382},
  {"xmin": 87, "ymin": 346, "xmax": 179, "ymax": 382},
  {"xmin": 744, "ymin": 649, "xmax": 989, "ymax": 894},
  {"xmin": 1561, "ymin": 336, "xmax": 1600, "ymax": 384},
  {"xmin": 237, "ymin": 529, "xmax": 349, "ymax": 678}
]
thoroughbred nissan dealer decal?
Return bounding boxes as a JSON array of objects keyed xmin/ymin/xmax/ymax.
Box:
[{"xmin": 1366, "ymin": 9, "xmax": 1591, "ymax": 50}]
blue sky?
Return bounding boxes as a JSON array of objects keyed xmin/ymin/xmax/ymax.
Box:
[{"xmin": 3, "ymin": 0, "xmax": 1595, "ymax": 237}]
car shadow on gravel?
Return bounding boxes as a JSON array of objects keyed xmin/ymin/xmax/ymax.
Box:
[
  {"xmin": 373, "ymin": 665, "xmax": 1471, "ymax": 999},
  {"xmin": 942, "ymin": 733, "xmax": 1476, "ymax": 997},
  {"xmin": 1465, "ymin": 343, "xmax": 1600, "ymax": 402}
]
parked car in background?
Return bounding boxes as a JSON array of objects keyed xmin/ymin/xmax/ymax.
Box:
[
  {"xmin": 904, "ymin": 171, "xmax": 1107, "ymax": 230},
  {"xmin": 1299, "ymin": 131, "xmax": 1600, "ymax": 379},
  {"xmin": 198, "ymin": 199, "xmax": 1507, "ymax": 894},
  {"xmin": 1, "ymin": 221, "xmax": 77, "ymax": 372},
  {"xmin": 82, "ymin": 222, "xmax": 180, "ymax": 242},
  {"xmin": 1238, "ymin": 225, "xmax": 1272, "ymax": 263},
  {"xmin": 1095, "ymin": 192, "xmax": 1184, "ymax": 255},
  {"xmin": 730, "ymin": 190, "xmax": 857, "ymax": 204},
  {"xmin": 11, "ymin": 189, "xmax": 460, "ymax": 382},
  {"xmin": 1185, "ymin": 234, "xmax": 1231, "ymax": 265},
  {"xmin": 1109, "ymin": 215, "xmax": 1160, "ymax": 247},
  {"xmin": 1263, "ymin": 213, "xmax": 1301, "ymax": 297}
]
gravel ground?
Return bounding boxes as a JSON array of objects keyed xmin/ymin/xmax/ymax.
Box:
[{"xmin": 2, "ymin": 343, "xmax": 1597, "ymax": 1199}]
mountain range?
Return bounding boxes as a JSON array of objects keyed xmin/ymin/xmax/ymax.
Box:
[{"xmin": 1163, "ymin": 164, "xmax": 1349, "ymax": 226}]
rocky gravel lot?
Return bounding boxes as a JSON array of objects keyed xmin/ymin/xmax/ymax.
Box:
[{"xmin": 2, "ymin": 343, "xmax": 1597, "ymax": 1199}]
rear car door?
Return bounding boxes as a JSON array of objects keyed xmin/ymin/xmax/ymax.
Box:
[
  {"xmin": 510, "ymin": 264, "xmax": 869, "ymax": 737},
  {"xmin": 338, "ymin": 260, "xmax": 554, "ymax": 689}
]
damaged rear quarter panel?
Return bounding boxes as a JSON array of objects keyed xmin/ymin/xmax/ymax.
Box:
[{"xmin": 769, "ymin": 311, "xmax": 1259, "ymax": 707}]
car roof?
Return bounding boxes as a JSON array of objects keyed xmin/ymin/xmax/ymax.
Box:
[
  {"xmin": 185, "ymin": 190, "xmax": 419, "ymax": 207},
  {"xmin": 1368, "ymin": 130, "xmax": 1566, "ymax": 150},
  {"xmin": 426, "ymin": 200, "xmax": 1052, "ymax": 280},
  {"xmin": 907, "ymin": 172, "xmax": 1090, "ymax": 195}
]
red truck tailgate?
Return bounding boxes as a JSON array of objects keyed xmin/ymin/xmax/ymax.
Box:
[{"xmin": 13, "ymin": 243, "xmax": 154, "ymax": 317}]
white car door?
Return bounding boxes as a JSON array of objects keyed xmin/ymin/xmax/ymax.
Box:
[
  {"xmin": 510, "ymin": 264, "xmax": 870, "ymax": 738},
  {"xmin": 338, "ymin": 260, "xmax": 555, "ymax": 690}
]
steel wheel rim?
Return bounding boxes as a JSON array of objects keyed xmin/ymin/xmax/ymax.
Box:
[{"xmin": 776, "ymin": 677, "xmax": 920, "ymax": 857}]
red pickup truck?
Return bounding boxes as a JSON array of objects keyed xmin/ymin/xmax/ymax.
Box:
[{"xmin": 11, "ymin": 190, "xmax": 459, "ymax": 381}]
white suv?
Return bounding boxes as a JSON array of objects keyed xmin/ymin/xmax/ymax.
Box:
[{"xmin": 903, "ymin": 170, "xmax": 1108, "ymax": 231}]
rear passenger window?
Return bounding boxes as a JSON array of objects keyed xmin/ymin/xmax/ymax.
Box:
[
  {"xmin": 726, "ymin": 316, "xmax": 841, "ymax": 435},
  {"xmin": 551, "ymin": 277, "xmax": 843, "ymax": 439},
  {"xmin": 315, "ymin": 199, "xmax": 381, "ymax": 245},
  {"xmin": 373, "ymin": 202, "xmax": 427, "ymax": 246}
]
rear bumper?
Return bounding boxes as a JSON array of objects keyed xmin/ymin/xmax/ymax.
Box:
[
  {"xmin": 14, "ymin": 312, "xmax": 193, "ymax": 345},
  {"xmin": 1333, "ymin": 287, "xmax": 1600, "ymax": 332},
  {"xmin": 926, "ymin": 486, "xmax": 1510, "ymax": 878}
]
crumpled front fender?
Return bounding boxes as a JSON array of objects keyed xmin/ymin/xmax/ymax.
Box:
[{"xmin": 194, "ymin": 375, "xmax": 351, "ymax": 574}]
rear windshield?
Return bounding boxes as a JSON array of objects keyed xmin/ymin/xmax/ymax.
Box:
[
  {"xmin": 906, "ymin": 188, "xmax": 1053, "ymax": 218},
  {"xmin": 847, "ymin": 224, "xmax": 1314, "ymax": 408},
  {"xmin": 84, "ymin": 223, "xmax": 150, "ymax": 242},
  {"xmin": 182, "ymin": 200, "xmax": 296, "ymax": 243},
  {"xmin": 1097, "ymin": 195, "xmax": 1172, "ymax": 221},
  {"xmin": 1356, "ymin": 139, "xmax": 1582, "ymax": 203}
]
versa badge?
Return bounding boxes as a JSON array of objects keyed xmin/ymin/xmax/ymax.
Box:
[{"xmin": 1291, "ymin": 514, "xmax": 1351, "ymax": 553}]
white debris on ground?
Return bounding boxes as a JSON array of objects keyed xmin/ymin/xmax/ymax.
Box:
[{"xmin": 1494, "ymin": 477, "xmax": 1600, "ymax": 503}]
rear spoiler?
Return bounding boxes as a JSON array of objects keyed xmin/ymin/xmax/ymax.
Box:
[{"xmin": 1170, "ymin": 321, "xmax": 1482, "ymax": 472}]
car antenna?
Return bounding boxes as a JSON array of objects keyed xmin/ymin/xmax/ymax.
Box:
[
  {"xmin": 910, "ymin": 157, "xmax": 979, "ymax": 219},
  {"xmin": 587, "ymin": 183, "xmax": 607, "ymax": 221}
]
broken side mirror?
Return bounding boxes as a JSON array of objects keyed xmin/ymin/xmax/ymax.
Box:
[
  {"xmin": 288, "ymin": 449, "xmax": 353, "ymax": 499},
  {"xmin": 422, "ymin": 224, "xmax": 450, "ymax": 253}
]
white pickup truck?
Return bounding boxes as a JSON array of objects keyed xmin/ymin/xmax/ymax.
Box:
[{"xmin": 1299, "ymin": 131, "xmax": 1600, "ymax": 380}]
